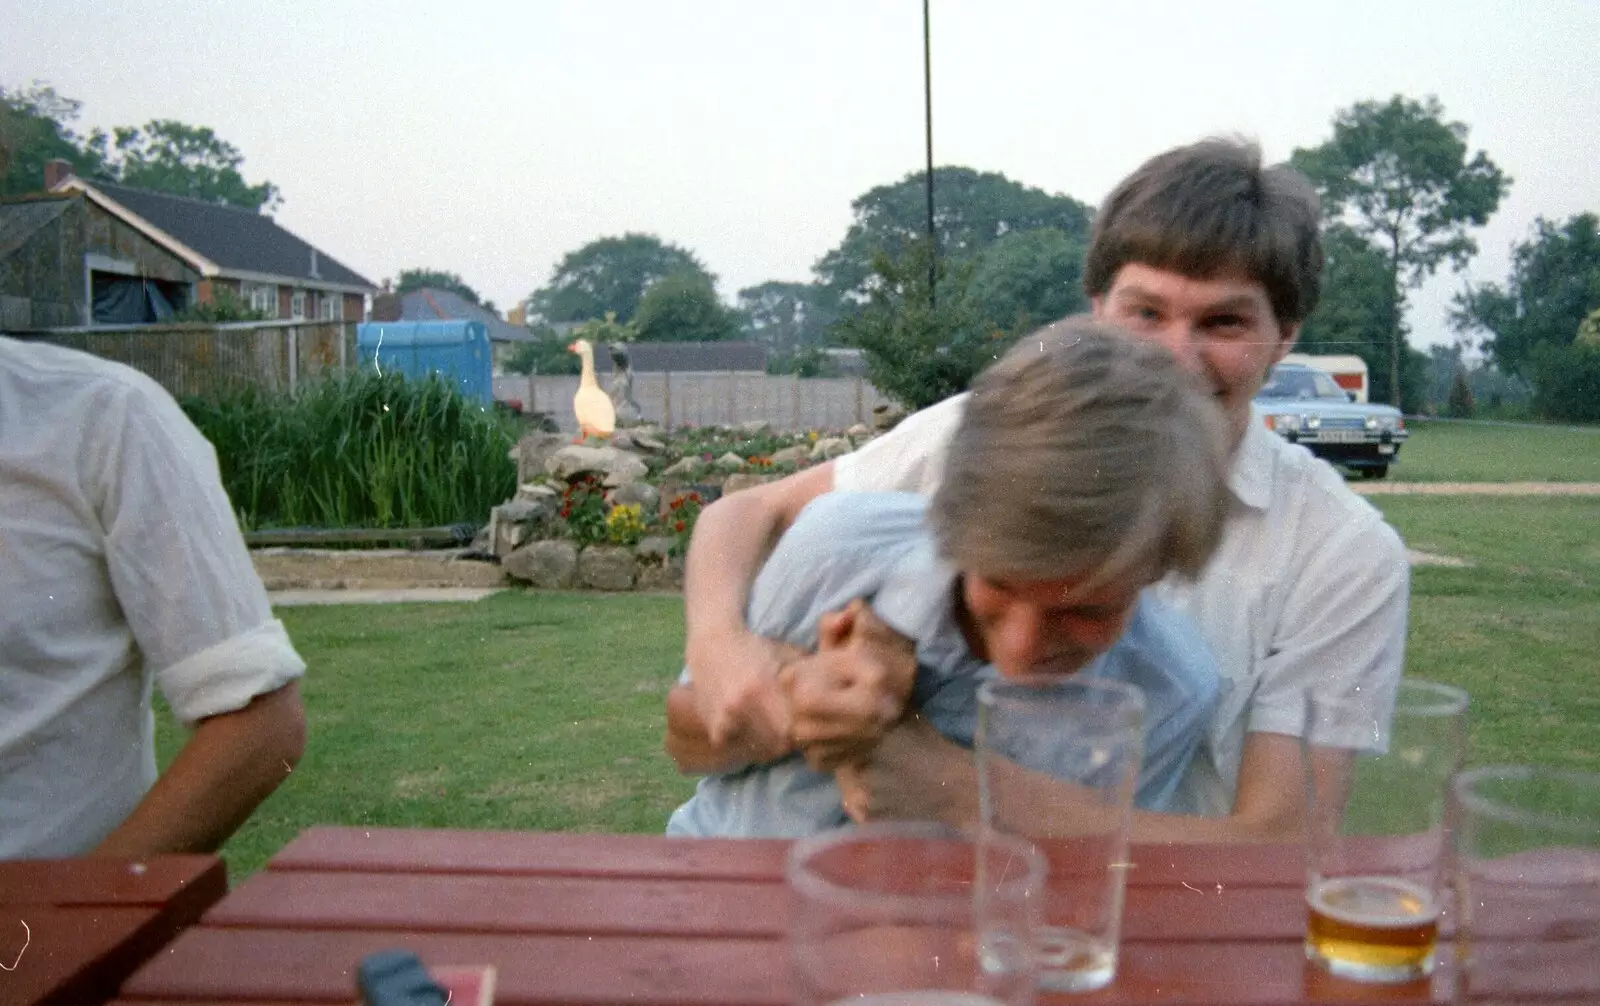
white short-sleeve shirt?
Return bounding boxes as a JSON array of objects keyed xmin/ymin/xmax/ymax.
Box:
[
  {"xmin": 834, "ymin": 393, "xmax": 1410, "ymax": 816},
  {"xmin": 0, "ymin": 338, "xmax": 306, "ymax": 858}
]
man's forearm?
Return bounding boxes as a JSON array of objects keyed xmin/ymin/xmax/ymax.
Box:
[
  {"xmin": 664, "ymin": 683, "xmax": 784, "ymax": 774},
  {"xmin": 93, "ymin": 682, "xmax": 306, "ymax": 858}
]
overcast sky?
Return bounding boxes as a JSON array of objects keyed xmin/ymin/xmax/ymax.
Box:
[{"xmin": 5, "ymin": 0, "xmax": 1598, "ymax": 349}]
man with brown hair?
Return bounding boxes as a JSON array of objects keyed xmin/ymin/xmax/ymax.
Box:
[
  {"xmin": 666, "ymin": 320, "xmax": 1231, "ymax": 836},
  {"xmin": 675, "ymin": 138, "xmax": 1409, "ymax": 843}
]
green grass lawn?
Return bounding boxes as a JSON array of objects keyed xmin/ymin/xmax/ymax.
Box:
[
  {"xmin": 1389, "ymin": 418, "xmax": 1600, "ymax": 482},
  {"xmin": 158, "ymin": 495, "xmax": 1600, "ymax": 881}
]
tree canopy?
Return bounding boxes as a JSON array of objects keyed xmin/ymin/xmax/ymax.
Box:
[
  {"xmin": 1453, "ymin": 213, "xmax": 1600, "ymax": 378},
  {"xmin": 1290, "ymin": 94, "xmax": 1508, "ymax": 408},
  {"xmin": 632, "ymin": 272, "xmax": 740, "ymax": 343},
  {"xmin": 396, "ymin": 268, "xmax": 485, "ymax": 307},
  {"xmin": 527, "ymin": 233, "xmax": 714, "ymax": 325},
  {"xmin": 87, "ymin": 120, "xmax": 281, "ymax": 211},
  {"xmin": 963, "ymin": 226, "xmax": 1087, "ymax": 333},
  {"xmin": 814, "ymin": 166, "xmax": 1092, "ymax": 303},
  {"xmin": 1, "ymin": 82, "xmax": 279, "ymax": 211},
  {"xmin": 840, "ymin": 240, "xmax": 1013, "ymax": 410},
  {"xmin": 736, "ymin": 280, "xmax": 840, "ymax": 354}
]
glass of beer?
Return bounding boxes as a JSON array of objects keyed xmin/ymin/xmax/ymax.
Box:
[
  {"xmin": 976, "ymin": 676, "xmax": 1144, "ymax": 993},
  {"xmin": 787, "ymin": 820, "xmax": 1046, "ymax": 1006},
  {"xmin": 1452, "ymin": 765, "xmax": 1600, "ymax": 1003},
  {"xmin": 1301, "ymin": 679, "xmax": 1468, "ymax": 984}
]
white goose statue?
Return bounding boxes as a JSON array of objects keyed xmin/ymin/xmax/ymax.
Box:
[{"xmin": 568, "ymin": 338, "xmax": 616, "ymax": 439}]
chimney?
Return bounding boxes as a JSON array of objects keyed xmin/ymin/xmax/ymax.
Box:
[{"xmin": 44, "ymin": 159, "xmax": 74, "ymax": 191}]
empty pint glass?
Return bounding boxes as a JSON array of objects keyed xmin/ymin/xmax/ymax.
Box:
[
  {"xmin": 1302, "ymin": 679, "xmax": 1468, "ymax": 983},
  {"xmin": 976, "ymin": 676, "xmax": 1143, "ymax": 993},
  {"xmin": 787, "ymin": 821, "xmax": 1045, "ymax": 1006}
]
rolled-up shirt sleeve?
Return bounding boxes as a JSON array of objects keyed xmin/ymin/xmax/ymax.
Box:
[{"xmin": 94, "ymin": 377, "xmax": 304, "ymax": 725}]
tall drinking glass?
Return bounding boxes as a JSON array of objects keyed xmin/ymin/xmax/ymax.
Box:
[
  {"xmin": 976, "ymin": 676, "xmax": 1143, "ymax": 993},
  {"xmin": 1452, "ymin": 765, "xmax": 1600, "ymax": 1004},
  {"xmin": 787, "ymin": 821, "xmax": 1045, "ymax": 1006},
  {"xmin": 1302, "ymin": 679, "xmax": 1468, "ymax": 984}
]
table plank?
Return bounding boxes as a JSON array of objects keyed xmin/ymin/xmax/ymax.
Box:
[
  {"xmin": 269, "ymin": 827, "xmax": 1306, "ymax": 889},
  {"xmin": 0, "ymin": 906, "xmax": 156, "ymax": 1006},
  {"xmin": 114, "ymin": 926, "xmax": 1454, "ymax": 1006},
  {"xmin": 207, "ymin": 869, "xmax": 1308, "ymax": 942},
  {"xmin": 0, "ymin": 855, "xmax": 225, "ymax": 909},
  {"xmin": 120, "ymin": 928, "xmax": 790, "ymax": 1005}
]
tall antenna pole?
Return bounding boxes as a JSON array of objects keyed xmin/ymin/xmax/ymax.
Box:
[{"xmin": 923, "ymin": 0, "xmax": 937, "ymax": 308}]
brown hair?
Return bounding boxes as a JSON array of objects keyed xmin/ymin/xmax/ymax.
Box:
[
  {"xmin": 930, "ymin": 316, "xmax": 1230, "ymax": 587},
  {"xmin": 1084, "ymin": 138, "xmax": 1324, "ymax": 328}
]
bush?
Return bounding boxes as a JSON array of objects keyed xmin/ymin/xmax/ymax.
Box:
[
  {"xmin": 1446, "ymin": 367, "xmax": 1476, "ymax": 418},
  {"xmin": 1530, "ymin": 342, "xmax": 1600, "ymax": 423},
  {"xmin": 182, "ymin": 371, "xmax": 518, "ymax": 529}
]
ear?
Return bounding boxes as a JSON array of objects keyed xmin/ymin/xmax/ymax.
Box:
[{"xmin": 1271, "ymin": 323, "xmax": 1301, "ymax": 365}]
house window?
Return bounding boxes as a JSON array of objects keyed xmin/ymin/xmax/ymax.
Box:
[
  {"xmin": 318, "ymin": 293, "xmax": 342, "ymax": 321},
  {"xmin": 290, "ymin": 290, "xmax": 307, "ymax": 320},
  {"xmin": 243, "ymin": 282, "xmax": 277, "ymax": 317}
]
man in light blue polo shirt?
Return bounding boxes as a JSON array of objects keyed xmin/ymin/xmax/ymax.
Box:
[{"xmin": 664, "ymin": 318, "xmax": 1234, "ymax": 837}]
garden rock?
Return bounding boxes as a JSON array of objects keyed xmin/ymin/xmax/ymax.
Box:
[
  {"xmin": 578, "ymin": 545, "xmax": 638, "ymax": 590},
  {"xmin": 547, "ymin": 445, "xmax": 649, "ymax": 484},
  {"xmin": 873, "ymin": 403, "xmax": 908, "ymax": 431},
  {"xmin": 632, "ymin": 432, "xmax": 665, "ymax": 452},
  {"xmin": 770, "ymin": 445, "xmax": 809, "ymax": 465},
  {"xmin": 514, "ymin": 483, "xmax": 560, "ymax": 505},
  {"xmin": 637, "ymin": 556, "xmax": 684, "ymax": 591},
  {"xmin": 635, "ymin": 535, "xmax": 672, "ymax": 564},
  {"xmin": 714, "ymin": 452, "xmax": 748, "ymax": 471},
  {"xmin": 490, "ymin": 498, "xmax": 557, "ymax": 557},
  {"xmin": 738, "ymin": 420, "xmax": 771, "ymax": 436},
  {"xmin": 722, "ymin": 473, "xmax": 772, "ymax": 495},
  {"xmin": 609, "ymin": 481, "xmax": 660, "ymax": 514},
  {"xmin": 811, "ymin": 437, "xmax": 852, "ymax": 461},
  {"xmin": 846, "ymin": 423, "xmax": 872, "ymax": 439},
  {"xmin": 502, "ymin": 540, "xmax": 578, "ymax": 588},
  {"xmin": 663, "ymin": 457, "xmax": 701, "ymax": 477},
  {"xmin": 512, "ymin": 431, "xmax": 568, "ymax": 485}
]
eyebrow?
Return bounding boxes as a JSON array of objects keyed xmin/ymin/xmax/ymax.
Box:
[{"xmin": 1113, "ymin": 286, "xmax": 1263, "ymax": 314}]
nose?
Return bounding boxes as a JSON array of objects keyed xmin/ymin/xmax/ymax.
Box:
[
  {"xmin": 1151, "ymin": 322, "xmax": 1205, "ymax": 375},
  {"xmin": 988, "ymin": 605, "xmax": 1048, "ymax": 679}
]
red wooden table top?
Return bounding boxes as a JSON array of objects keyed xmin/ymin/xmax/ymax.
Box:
[
  {"xmin": 0, "ymin": 853, "xmax": 227, "ymax": 1006},
  {"xmin": 100, "ymin": 826, "xmax": 1583, "ymax": 1006}
]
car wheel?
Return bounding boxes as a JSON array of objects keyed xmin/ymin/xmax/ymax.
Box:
[{"xmin": 1360, "ymin": 465, "xmax": 1389, "ymax": 480}]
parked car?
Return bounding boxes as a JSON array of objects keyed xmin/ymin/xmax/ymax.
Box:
[{"xmin": 1255, "ymin": 363, "xmax": 1408, "ymax": 477}]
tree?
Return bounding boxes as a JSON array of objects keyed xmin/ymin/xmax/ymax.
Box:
[
  {"xmin": 0, "ymin": 82, "xmax": 103, "ymax": 197},
  {"xmin": 1452, "ymin": 213, "xmax": 1600, "ymax": 379},
  {"xmin": 736, "ymin": 280, "xmax": 840, "ymax": 353},
  {"xmin": 1445, "ymin": 366, "xmax": 1476, "ymax": 418},
  {"xmin": 963, "ymin": 227, "xmax": 1087, "ymax": 332},
  {"xmin": 88, "ymin": 119, "xmax": 280, "ymax": 212},
  {"xmin": 632, "ymin": 272, "xmax": 740, "ymax": 343},
  {"xmin": 815, "ymin": 166, "xmax": 1092, "ymax": 304},
  {"xmin": 1291, "ymin": 95, "xmax": 1508, "ymax": 409},
  {"xmin": 527, "ymin": 233, "xmax": 712, "ymax": 325},
  {"xmin": 1296, "ymin": 224, "xmax": 1427, "ymax": 406},
  {"xmin": 839, "ymin": 239, "xmax": 1013, "ymax": 410},
  {"xmin": 396, "ymin": 268, "xmax": 484, "ymax": 306}
]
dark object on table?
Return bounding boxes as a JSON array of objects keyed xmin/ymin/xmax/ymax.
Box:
[{"xmin": 358, "ymin": 950, "xmax": 448, "ymax": 1006}]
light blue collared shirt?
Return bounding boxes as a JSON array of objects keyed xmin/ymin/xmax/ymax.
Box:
[{"xmin": 667, "ymin": 492, "xmax": 1219, "ymax": 837}]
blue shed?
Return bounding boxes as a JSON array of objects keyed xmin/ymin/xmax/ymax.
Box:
[{"xmin": 356, "ymin": 320, "xmax": 492, "ymax": 405}]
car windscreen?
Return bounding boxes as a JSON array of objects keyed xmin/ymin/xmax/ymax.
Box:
[{"xmin": 1258, "ymin": 368, "xmax": 1346, "ymax": 400}]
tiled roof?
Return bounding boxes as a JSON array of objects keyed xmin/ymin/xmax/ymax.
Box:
[
  {"xmin": 86, "ymin": 181, "xmax": 375, "ymax": 290},
  {"xmin": 589, "ymin": 341, "xmax": 768, "ymax": 373},
  {"xmin": 396, "ymin": 288, "xmax": 534, "ymax": 343}
]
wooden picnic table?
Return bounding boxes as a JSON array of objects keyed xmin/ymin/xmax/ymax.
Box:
[
  {"xmin": 0, "ymin": 853, "xmax": 227, "ymax": 1006},
  {"xmin": 102, "ymin": 825, "xmax": 1586, "ymax": 1006}
]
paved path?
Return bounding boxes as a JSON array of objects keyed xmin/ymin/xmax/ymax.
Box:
[{"xmin": 269, "ymin": 587, "xmax": 505, "ymax": 606}]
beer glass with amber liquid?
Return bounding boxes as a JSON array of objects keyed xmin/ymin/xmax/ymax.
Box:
[{"xmin": 1302, "ymin": 680, "xmax": 1468, "ymax": 983}]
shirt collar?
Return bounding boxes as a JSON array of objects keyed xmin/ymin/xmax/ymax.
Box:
[{"xmin": 1229, "ymin": 406, "xmax": 1277, "ymax": 512}]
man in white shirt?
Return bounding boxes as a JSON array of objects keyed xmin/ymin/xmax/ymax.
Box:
[
  {"xmin": 0, "ymin": 336, "xmax": 307, "ymax": 859},
  {"xmin": 679, "ymin": 138, "xmax": 1409, "ymax": 843}
]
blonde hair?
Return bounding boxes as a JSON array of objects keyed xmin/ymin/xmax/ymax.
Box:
[{"xmin": 930, "ymin": 316, "xmax": 1230, "ymax": 588}]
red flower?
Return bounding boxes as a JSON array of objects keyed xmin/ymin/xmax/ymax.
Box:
[
  {"xmin": 674, "ymin": 520, "xmax": 686, "ymax": 532},
  {"xmin": 560, "ymin": 506, "xmax": 571, "ymax": 518},
  {"xmin": 688, "ymin": 492, "xmax": 703, "ymax": 504}
]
